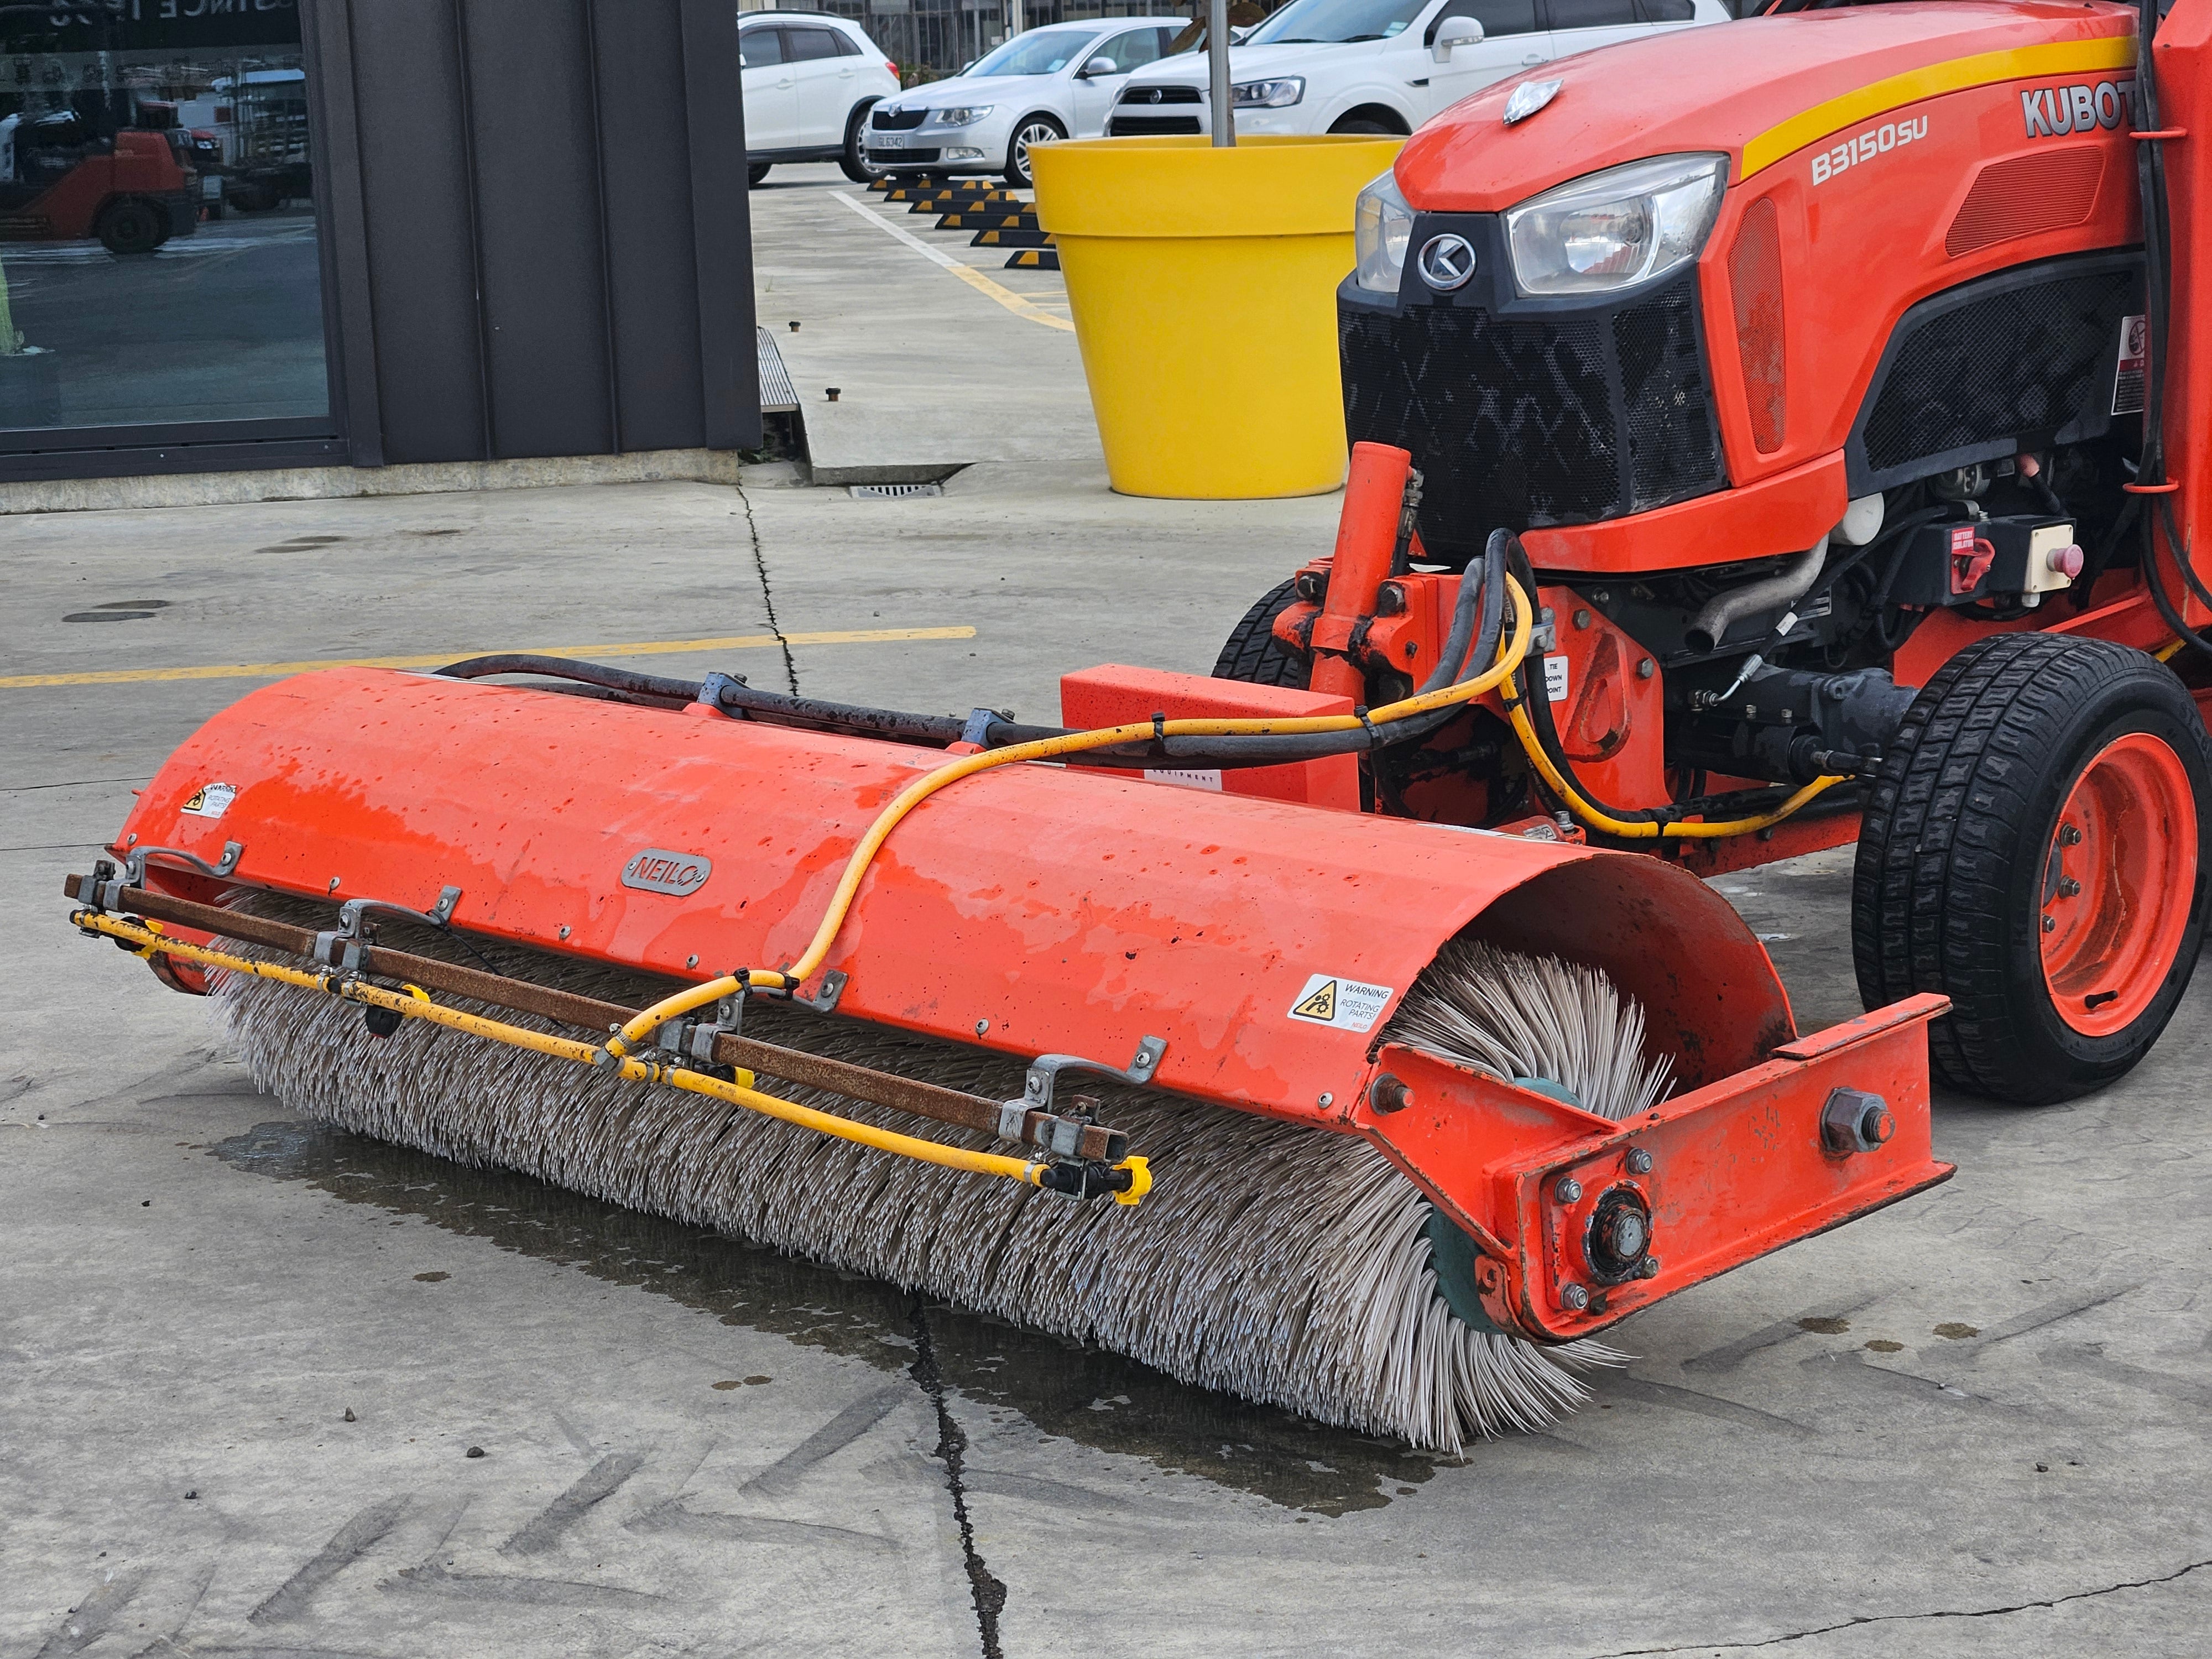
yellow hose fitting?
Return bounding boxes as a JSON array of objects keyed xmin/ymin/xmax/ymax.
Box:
[{"xmin": 1113, "ymin": 1155, "xmax": 1152, "ymax": 1207}]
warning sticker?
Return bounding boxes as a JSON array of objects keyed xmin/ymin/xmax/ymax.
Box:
[
  {"xmin": 1543, "ymin": 654, "xmax": 1570, "ymax": 703},
  {"xmin": 2114, "ymin": 313, "xmax": 2147, "ymax": 416},
  {"xmin": 179, "ymin": 781, "xmax": 236, "ymax": 819},
  {"xmin": 1286, "ymin": 973, "xmax": 1395, "ymax": 1032}
]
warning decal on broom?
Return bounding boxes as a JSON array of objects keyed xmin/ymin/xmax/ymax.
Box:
[{"xmin": 1287, "ymin": 973, "xmax": 1394, "ymax": 1032}]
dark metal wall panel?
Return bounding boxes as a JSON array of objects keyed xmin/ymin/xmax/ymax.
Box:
[
  {"xmin": 460, "ymin": 0, "xmax": 616, "ymax": 459},
  {"xmin": 591, "ymin": 0, "xmax": 708, "ymax": 454},
  {"xmin": 683, "ymin": 0, "xmax": 760, "ymax": 452},
  {"xmin": 345, "ymin": 0, "xmax": 491, "ymax": 465}
]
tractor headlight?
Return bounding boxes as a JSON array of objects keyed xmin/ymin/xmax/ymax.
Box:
[
  {"xmin": 1353, "ymin": 168, "xmax": 1414, "ymax": 295},
  {"xmin": 1503, "ymin": 153, "xmax": 1726, "ymax": 296},
  {"xmin": 1232, "ymin": 76, "xmax": 1305, "ymax": 108},
  {"xmin": 927, "ymin": 106, "xmax": 993, "ymax": 128}
]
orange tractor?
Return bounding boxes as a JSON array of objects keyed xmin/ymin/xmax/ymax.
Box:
[
  {"xmin": 59, "ymin": 0, "xmax": 2212, "ymax": 1446},
  {"xmin": 1, "ymin": 101, "xmax": 200, "ymax": 254}
]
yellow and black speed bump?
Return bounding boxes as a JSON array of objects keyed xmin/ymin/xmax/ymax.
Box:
[
  {"xmin": 907, "ymin": 192, "xmax": 1019, "ymax": 215},
  {"xmin": 1003, "ymin": 248, "xmax": 1061, "ymax": 270},
  {"xmin": 972, "ymin": 228, "xmax": 1053, "ymax": 248},
  {"xmin": 881, "ymin": 176, "xmax": 953, "ymax": 201}
]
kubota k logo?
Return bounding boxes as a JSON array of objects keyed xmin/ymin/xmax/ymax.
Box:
[
  {"xmin": 2022, "ymin": 79, "xmax": 2134, "ymax": 137},
  {"xmin": 1418, "ymin": 234, "xmax": 1476, "ymax": 291}
]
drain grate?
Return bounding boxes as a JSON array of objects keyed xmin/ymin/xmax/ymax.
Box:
[{"xmin": 847, "ymin": 482, "xmax": 943, "ymax": 499}]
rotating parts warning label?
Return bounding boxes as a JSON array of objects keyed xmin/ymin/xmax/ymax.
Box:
[
  {"xmin": 2114, "ymin": 313, "xmax": 2147, "ymax": 416},
  {"xmin": 180, "ymin": 782, "xmax": 236, "ymax": 819},
  {"xmin": 1286, "ymin": 973, "xmax": 1395, "ymax": 1032}
]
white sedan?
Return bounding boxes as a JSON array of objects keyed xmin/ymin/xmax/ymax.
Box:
[
  {"xmin": 865, "ymin": 18, "xmax": 1190, "ymax": 187},
  {"xmin": 1108, "ymin": 0, "xmax": 1727, "ymax": 139}
]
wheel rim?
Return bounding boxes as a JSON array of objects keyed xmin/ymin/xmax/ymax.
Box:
[
  {"xmin": 1014, "ymin": 123, "xmax": 1057, "ymax": 176},
  {"xmin": 2039, "ymin": 730, "xmax": 2198, "ymax": 1037}
]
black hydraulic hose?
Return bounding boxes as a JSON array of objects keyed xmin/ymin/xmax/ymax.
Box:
[
  {"xmin": 432, "ymin": 538, "xmax": 1512, "ymax": 774},
  {"xmin": 1806, "ymin": 505, "xmax": 1951, "ymax": 607},
  {"xmin": 2131, "ymin": 0, "xmax": 2212, "ymax": 658}
]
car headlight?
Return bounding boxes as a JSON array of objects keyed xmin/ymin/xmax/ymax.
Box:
[
  {"xmin": 927, "ymin": 106, "xmax": 993, "ymax": 128},
  {"xmin": 1503, "ymin": 153, "xmax": 1726, "ymax": 295},
  {"xmin": 1231, "ymin": 77, "xmax": 1304, "ymax": 108},
  {"xmin": 1353, "ymin": 168, "xmax": 1413, "ymax": 295}
]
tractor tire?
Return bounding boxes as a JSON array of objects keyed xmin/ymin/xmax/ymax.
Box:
[
  {"xmin": 97, "ymin": 198, "xmax": 165, "ymax": 256},
  {"xmin": 1212, "ymin": 579, "xmax": 1311, "ymax": 689},
  {"xmin": 1853, "ymin": 632, "xmax": 2211, "ymax": 1103}
]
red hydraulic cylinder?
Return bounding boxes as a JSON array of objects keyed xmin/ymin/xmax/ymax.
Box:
[{"xmin": 1308, "ymin": 441, "xmax": 1412, "ymax": 701}]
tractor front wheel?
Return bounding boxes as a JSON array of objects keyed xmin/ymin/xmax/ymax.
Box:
[
  {"xmin": 1853, "ymin": 633, "xmax": 2210, "ymax": 1103},
  {"xmin": 1212, "ymin": 579, "xmax": 1311, "ymax": 689}
]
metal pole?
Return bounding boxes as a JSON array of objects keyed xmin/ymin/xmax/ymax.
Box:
[{"xmin": 1208, "ymin": 0, "xmax": 1234, "ymax": 146}]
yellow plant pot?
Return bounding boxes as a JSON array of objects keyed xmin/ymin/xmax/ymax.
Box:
[{"xmin": 1031, "ymin": 134, "xmax": 1404, "ymax": 500}]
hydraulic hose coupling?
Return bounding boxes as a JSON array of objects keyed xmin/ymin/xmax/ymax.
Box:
[{"xmin": 1033, "ymin": 1156, "xmax": 1153, "ymax": 1205}]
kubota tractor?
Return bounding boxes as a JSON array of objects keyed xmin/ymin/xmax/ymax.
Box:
[{"xmin": 1207, "ymin": 0, "xmax": 2212, "ymax": 1107}]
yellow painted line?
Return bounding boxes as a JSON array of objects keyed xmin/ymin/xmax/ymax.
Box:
[
  {"xmin": 1740, "ymin": 35, "xmax": 2137, "ymax": 179},
  {"xmin": 0, "ymin": 625, "xmax": 977, "ymax": 690},
  {"xmin": 831, "ymin": 191, "xmax": 1076, "ymax": 333}
]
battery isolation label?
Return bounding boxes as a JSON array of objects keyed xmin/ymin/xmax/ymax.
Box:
[{"xmin": 1286, "ymin": 973, "xmax": 1395, "ymax": 1032}]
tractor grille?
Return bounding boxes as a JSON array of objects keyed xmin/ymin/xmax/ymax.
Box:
[
  {"xmin": 1340, "ymin": 272, "xmax": 1726, "ymax": 564},
  {"xmin": 1107, "ymin": 114, "xmax": 1202, "ymax": 136},
  {"xmin": 1854, "ymin": 257, "xmax": 2138, "ymax": 491},
  {"xmin": 872, "ymin": 106, "xmax": 927, "ymax": 130}
]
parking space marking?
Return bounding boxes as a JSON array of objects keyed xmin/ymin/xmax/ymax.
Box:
[
  {"xmin": 831, "ymin": 191, "xmax": 1076, "ymax": 333},
  {"xmin": 1, "ymin": 625, "xmax": 977, "ymax": 689}
]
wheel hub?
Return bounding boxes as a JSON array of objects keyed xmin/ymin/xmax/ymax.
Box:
[{"xmin": 2039, "ymin": 731, "xmax": 2198, "ymax": 1037}]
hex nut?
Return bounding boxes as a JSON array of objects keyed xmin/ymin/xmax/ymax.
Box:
[
  {"xmin": 1554, "ymin": 1176, "xmax": 1583, "ymax": 1203},
  {"xmin": 1821, "ymin": 1088, "xmax": 1895, "ymax": 1155},
  {"xmin": 1559, "ymin": 1282, "xmax": 1590, "ymax": 1311},
  {"xmin": 1625, "ymin": 1147, "xmax": 1653, "ymax": 1175}
]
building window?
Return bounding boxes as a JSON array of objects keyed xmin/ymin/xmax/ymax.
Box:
[{"xmin": 0, "ymin": 1, "xmax": 330, "ymax": 441}]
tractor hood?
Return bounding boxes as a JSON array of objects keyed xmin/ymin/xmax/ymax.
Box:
[{"xmin": 1397, "ymin": 0, "xmax": 2137, "ymax": 213}]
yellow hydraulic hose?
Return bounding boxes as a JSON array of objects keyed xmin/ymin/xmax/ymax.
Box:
[
  {"xmin": 1505, "ymin": 701, "xmax": 1846, "ymax": 839},
  {"xmin": 70, "ymin": 910, "xmax": 1149, "ymax": 1204},
  {"xmin": 609, "ymin": 577, "xmax": 1540, "ymax": 1052}
]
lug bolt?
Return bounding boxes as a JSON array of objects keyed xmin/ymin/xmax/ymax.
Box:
[
  {"xmin": 2058, "ymin": 877, "xmax": 2080, "ymax": 897},
  {"xmin": 1555, "ymin": 1177, "xmax": 1583, "ymax": 1203},
  {"xmin": 2060, "ymin": 823, "xmax": 2083, "ymax": 846},
  {"xmin": 1625, "ymin": 1148, "xmax": 1653, "ymax": 1175},
  {"xmin": 2043, "ymin": 914, "xmax": 2057, "ymax": 932},
  {"xmin": 1560, "ymin": 1282, "xmax": 1590, "ymax": 1311}
]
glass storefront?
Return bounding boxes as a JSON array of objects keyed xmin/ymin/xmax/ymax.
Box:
[{"xmin": 0, "ymin": 1, "xmax": 331, "ymax": 441}]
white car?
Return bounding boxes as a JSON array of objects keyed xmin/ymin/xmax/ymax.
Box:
[
  {"xmin": 1107, "ymin": 0, "xmax": 1726, "ymax": 139},
  {"xmin": 865, "ymin": 18, "xmax": 1189, "ymax": 187},
  {"xmin": 741, "ymin": 11, "xmax": 901, "ymax": 185}
]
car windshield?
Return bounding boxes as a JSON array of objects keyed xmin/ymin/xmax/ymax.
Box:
[
  {"xmin": 1246, "ymin": 0, "xmax": 1428, "ymax": 44},
  {"xmin": 966, "ymin": 26, "xmax": 1105, "ymax": 76}
]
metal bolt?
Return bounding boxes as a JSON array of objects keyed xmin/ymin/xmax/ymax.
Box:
[
  {"xmin": 1369, "ymin": 1074, "xmax": 1415, "ymax": 1115},
  {"xmin": 1555, "ymin": 1176, "xmax": 1583, "ymax": 1203},
  {"xmin": 327, "ymin": 877, "xmax": 341, "ymax": 893},
  {"xmin": 1318, "ymin": 1092, "xmax": 1334, "ymax": 1108},
  {"xmin": 1573, "ymin": 608, "xmax": 1593, "ymax": 630},
  {"xmin": 1636, "ymin": 1256, "xmax": 1661, "ymax": 1280},
  {"xmin": 2043, "ymin": 914, "xmax": 2057, "ymax": 932},
  {"xmin": 559, "ymin": 925, "xmax": 571, "ymax": 940},
  {"xmin": 1625, "ymin": 1147, "xmax": 1653, "ymax": 1175},
  {"xmin": 975, "ymin": 1019, "xmax": 989, "ymax": 1036},
  {"xmin": 1637, "ymin": 658, "xmax": 1655, "ymax": 679},
  {"xmin": 1560, "ymin": 1282, "xmax": 1590, "ymax": 1311},
  {"xmin": 2060, "ymin": 823, "xmax": 2083, "ymax": 846},
  {"xmin": 686, "ymin": 954, "xmax": 699, "ymax": 969},
  {"xmin": 2058, "ymin": 877, "xmax": 2081, "ymax": 897},
  {"xmin": 125, "ymin": 832, "xmax": 138, "ymax": 844}
]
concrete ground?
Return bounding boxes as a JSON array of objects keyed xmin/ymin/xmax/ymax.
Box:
[{"xmin": 4, "ymin": 163, "xmax": 2210, "ymax": 1659}]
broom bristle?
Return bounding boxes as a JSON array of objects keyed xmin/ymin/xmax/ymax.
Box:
[{"xmin": 211, "ymin": 909, "xmax": 1665, "ymax": 1454}]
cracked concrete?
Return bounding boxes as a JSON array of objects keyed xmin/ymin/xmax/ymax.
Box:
[{"xmin": 4, "ymin": 161, "xmax": 2210, "ymax": 1657}]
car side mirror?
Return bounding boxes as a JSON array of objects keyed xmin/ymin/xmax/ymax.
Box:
[
  {"xmin": 1079, "ymin": 56, "xmax": 1119, "ymax": 77},
  {"xmin": 1432, "ymin": 16, "xmax": 1485, "ymax": 60}
]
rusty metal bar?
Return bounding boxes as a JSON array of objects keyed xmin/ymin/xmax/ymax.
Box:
[{"xmin": 62, "ymin": 874, "xmax": 1126, "ymax": 1162}]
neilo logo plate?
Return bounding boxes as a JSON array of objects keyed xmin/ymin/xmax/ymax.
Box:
[{"xmin": 621, "ymin": 847, "xmax": 712, "ymax": 896}]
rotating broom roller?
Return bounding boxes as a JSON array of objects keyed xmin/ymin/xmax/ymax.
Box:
[{"xmin": 63, "ymin": 445, "xmax": 1949, "ymax": 1452}]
